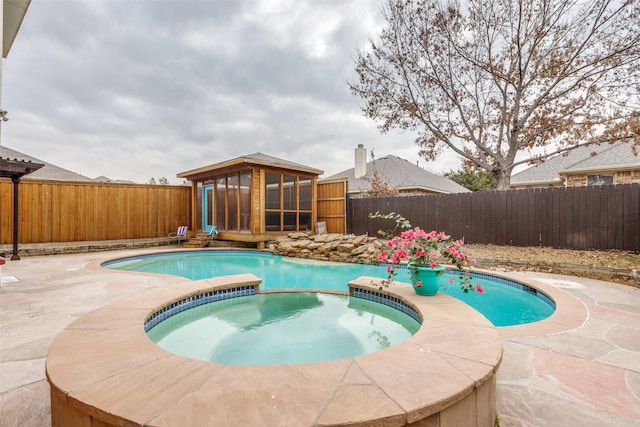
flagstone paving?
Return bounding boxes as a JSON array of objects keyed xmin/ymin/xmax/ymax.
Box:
[
  {"xmin": 495, "ymin": 271, "xmax": 640, "ymax": 427},
  {"xmin": 0, "ymin": 249, "xmax": 638, "ymax": 427}
]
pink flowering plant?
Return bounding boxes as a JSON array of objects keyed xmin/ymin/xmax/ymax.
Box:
[{"xmin": 370, "ymin": 212, "xmax": 483, "ymax": 293}]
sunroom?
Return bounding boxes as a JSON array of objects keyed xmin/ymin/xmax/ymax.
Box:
[{"xmin": 177, "ymin": 153, "xmax": 323, "ymax": 247}]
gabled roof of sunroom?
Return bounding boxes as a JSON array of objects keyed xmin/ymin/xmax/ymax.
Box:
[{"xmin": 177, "ymin": 152, "xmax": 323, "ymax": 180}]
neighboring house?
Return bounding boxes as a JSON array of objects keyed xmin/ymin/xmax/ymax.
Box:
[
  {"xmin": 510, "ymin": 142, "xmax": 640, "ymax": 189},
  {"xmin": 322, "ymin": 145, "xmax": 470, "ymax": 195},
  {"xmin": 0, "ymin": 146, "xmax": 94, "ymax": 182}
]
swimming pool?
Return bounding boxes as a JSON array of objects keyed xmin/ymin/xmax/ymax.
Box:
[{"xmin": 104, "ymin": 250, "xmax": 555, "ymax": 326}]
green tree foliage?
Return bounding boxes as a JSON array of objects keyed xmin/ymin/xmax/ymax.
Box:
[
  {"xmin": 351, "ymin": 0, "xmax": 640, "ymax": 190},
  {"xmin": 445, "ymin": 166, "xmax": 496, "ymax": 192}
]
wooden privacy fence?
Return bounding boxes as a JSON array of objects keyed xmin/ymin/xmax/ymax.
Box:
[
  {"xmin": 348, "ymin": 183, "xmax": 640, "ymax": 252},
  {"xmin": 3, "ymin": 179, "xmax": 637, "ymax": 251},
  {"xmin": 0, "ymin": 179, "xmax": 191, "ymax": 244}
]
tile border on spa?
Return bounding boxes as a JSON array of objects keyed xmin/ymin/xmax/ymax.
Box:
[
  {"xmin": 144, "ymin": 283, "xmax": 424, "ymax": 333},
  {"xmin": 144, "ymin": 285, "xmax": 258, "ymax": 332},
  {"xmin": 145, "ymin": 280, "xmax": 427, "ymax": 338},
  {"xmin": 350, "ymin": 286, "xmax": 422, "ymax": 324}
]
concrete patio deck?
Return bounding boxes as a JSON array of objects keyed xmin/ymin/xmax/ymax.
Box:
[{"xmin": 1, "ymin": 247, "xmax": 639, "ymax": 426}]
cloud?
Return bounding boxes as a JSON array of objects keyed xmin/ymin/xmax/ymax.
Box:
[{"xmin": 2, "ymin": 0, "xmax": 462, "ymax": 184}]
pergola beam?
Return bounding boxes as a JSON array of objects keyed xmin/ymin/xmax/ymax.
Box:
[{"xmin": 0, "ymin": 156, "xmax": 44, "ymax": 260}]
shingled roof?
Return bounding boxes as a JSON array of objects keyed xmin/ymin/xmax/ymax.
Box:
[
  {"xmin": 511, "ymin": 142, "xmax": 639, "ymax": 186},
  {"xmin": 178, "ymin": 152, "xmax": 323, "ymax": 180},
  {"xmin": 323, "ymin": 154, "xmax": 470, "ymax": 194},
  {"xmin": 0, "ymin": 146, "xmax": 94, "ymax": 182}
]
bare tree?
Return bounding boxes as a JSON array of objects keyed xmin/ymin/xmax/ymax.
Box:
[
  {"xmin": 364, "ymin": 150, "xmax": 400, "ymax": 197},
  {"xmin": 351, "ymin": 0, "xmax": 640, "ymax": 189},
  {"xmin": 148, "ymin": 177, "xmax": 169, "ymax": 185}
]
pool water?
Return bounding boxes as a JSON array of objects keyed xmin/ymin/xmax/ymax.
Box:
[
  {"xmin": 105, "ymin": 250, "xmax": 555, "ymax": 326},
  {"xmin": 146, "ymin": 292, "xmax": 421, "ymax": 365},
  {"xmin": 108, "ymin": 251, "xmax": 384, "ymax": 291}
]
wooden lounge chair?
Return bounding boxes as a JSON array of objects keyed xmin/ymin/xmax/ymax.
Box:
[
  {"xmin": 168, "ymin": 225, "xmax": 188, "ymax": 245},
  {"xmin": 183, "ymin": 226, "xmax": 218, "ymax": 248}
]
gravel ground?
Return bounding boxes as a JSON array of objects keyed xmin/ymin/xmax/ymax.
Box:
[{"xmin": 467, "ymin": 244, "xmax": 640, "ymax": 287}]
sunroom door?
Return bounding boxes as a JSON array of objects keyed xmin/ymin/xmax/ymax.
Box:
[{"xmin": 202, "ymin": 185, "xmax": 216, "ymax": 233}]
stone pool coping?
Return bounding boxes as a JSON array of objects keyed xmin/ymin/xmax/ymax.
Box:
[
  {"xmin": 46, "ymin": 274, "xmax": 503, "ymax": 427},
  {"xmin": 488, "ymin": 271, "xmax": 588, "ymax": 338}
]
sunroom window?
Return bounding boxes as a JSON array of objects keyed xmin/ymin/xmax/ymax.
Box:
[{"xmin": 265, "ymin": 172, "xmax": 313, "ymax": 232}]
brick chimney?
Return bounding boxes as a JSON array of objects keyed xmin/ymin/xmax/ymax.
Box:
[{"xmin": 354, "ymin": 144, "xmax": 367, "ymax": 179}]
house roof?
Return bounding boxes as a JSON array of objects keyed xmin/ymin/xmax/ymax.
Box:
[
  {"xmin": 93, "ymin": 175, "xmax": 137, "ymax": 184},
  {"xmin": 0, "ymin": 146, "xmax": 94, "ymax": 182},
  {"xmin": 177, "ymin": 152, "xmax": 324, "ymax": 180},
  {"xmin": 511, "ymin": 142, "xmax": 640, "ymax": 186},
  {"xmin": 3, "ymin": 0, "xmax": 31, "ymax": 58},
  {"xmin": 322, "ymin": 155, "xmax": 470, "ymax": 194}
]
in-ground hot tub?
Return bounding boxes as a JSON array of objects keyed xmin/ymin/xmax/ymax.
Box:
[
  {"xmin": 147, "ymin": 291, "xmax": 422, "ymax": 365},
  {"xmin": 46, "ymin": 274, "xmax": 503, "ymax": 426}
]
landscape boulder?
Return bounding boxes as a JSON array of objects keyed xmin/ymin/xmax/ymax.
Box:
[{"xmin": 267, "ymin": 232, "xmax": 385, "ymax": 264}]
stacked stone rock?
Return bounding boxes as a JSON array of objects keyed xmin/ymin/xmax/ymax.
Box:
[{"xmin": 267, "ymin": 232, "xmax": 386, "ymax": 264}]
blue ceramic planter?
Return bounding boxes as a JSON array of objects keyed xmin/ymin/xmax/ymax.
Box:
[{"xmin": 409, "ymin": 264, "xmax": 446, "ymax": 296}]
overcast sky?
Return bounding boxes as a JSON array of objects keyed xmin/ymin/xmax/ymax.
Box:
[{"xmin": 1, "ymin": 0, "xmax": 462, "ymax": 184}]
